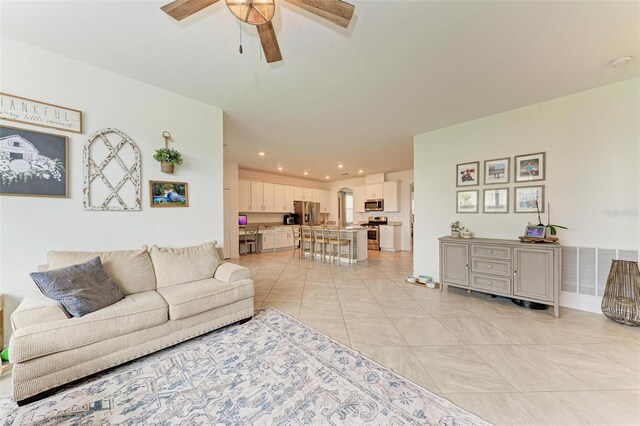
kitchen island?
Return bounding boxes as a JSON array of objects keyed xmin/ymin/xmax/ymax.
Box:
[{"xmin": 307, "ymin": 226, "xmax": 367, "ymax": 262}]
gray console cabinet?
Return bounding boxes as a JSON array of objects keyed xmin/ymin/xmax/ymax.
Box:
[{"xmin": 438, "ymin": 237, "xmax": 561, "ymax": 317}]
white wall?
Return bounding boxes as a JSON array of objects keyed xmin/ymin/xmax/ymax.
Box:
[
  {"xmin": 224, "ymin": 161, "xmax": 239, "ymax": 258},
  {"xmin": 414, "ymin": 78, "xmax": 639, "ymax": 310},
  {"xmin": 328, "ymin": 170, "xmax": 414, "ymax": 251},
  {"xmin": 0, "ymin": 38, "xmax": 225, "ymax": 342}
]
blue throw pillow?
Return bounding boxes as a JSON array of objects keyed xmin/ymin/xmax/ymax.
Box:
[{"xmin": 30, "ymin": 256, "xmax": 124, "ymax": 317}]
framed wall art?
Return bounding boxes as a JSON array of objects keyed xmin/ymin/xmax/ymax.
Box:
[
  {"xmin": 150, "ymin": 181, "xmax": 189, "ymax": 208},
  {"xmin": 515, "ymin": 152, "xmax": 545, "ymax": 182},
  {"xmin": 514, "ymin": 185, "xmax": 545, "ymax": 213},
  {"xmin": 0, "ymin": 125, "xmax": 68, "ymax": 197},
  {"xmin": 456, "ymin": 190, "xmax": 479, "ymax": 213},
  {"xmin": 0, "ymin": 93, "xmax": 82, "ymax": 134},
  {"xmin": 456, "ymin": 161, "xmax": 479, "ymax": 187},
  {"xmin": 483, "ymin": 188, "xmax": 509, "ymax": 213},
  {"xmin": 484, "ymin": 157, "xmax": 510, "ymax": 185}
]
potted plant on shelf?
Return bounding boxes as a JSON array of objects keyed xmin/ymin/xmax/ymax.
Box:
[
  {"xmin": 153, "ymin": 148, "xmax": 183, "ymax": 174},
  {"xmin": 450, "ymin": 221, "xmax": 465, "ymax": 238}
]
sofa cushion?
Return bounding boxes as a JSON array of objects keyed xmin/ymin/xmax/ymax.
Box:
[
  {"xmin": 10, "ymin": 291, "xmax": 168, "ymax": 363},
  {"xmin": 48, "ymin": 247, "xmax": 156, "ymax": 295},
  {"xmin": 157, "ymin": 277, "xmax": 254, "ymax": 320},
  {"xmin": 11, "ymin": 292, "xmax": 69, "ymax": 331},
  {"xmin": 150, "ymin": 242, "xmax": 222, "ymax": 288},
  {"xmin": 30, "ymin": 257, "xmax": 124, "ymax": 317}
]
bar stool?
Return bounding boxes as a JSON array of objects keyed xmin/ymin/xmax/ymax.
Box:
[
  {"xmin": 326, "ymin": 226, "xmax": 351, "ymax": 265},
  {"xmin": 241, "ymin": 225, "xmax": 259, "ymax": 255},
  {"xmin": 313, "ymin": 227, "xmax": 328, "ymax": 262},
  {"xmin": 292, "ymin": 226, "xmax": 302, "ymax": 259},
  {"xmin": 301, "ymin": 226, "xmax": 314, "ymax": 260}
]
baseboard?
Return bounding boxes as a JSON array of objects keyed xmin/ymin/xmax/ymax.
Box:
[{"xmin": 560, "ymin": 292, "xmax": 603, "ymax": 314}]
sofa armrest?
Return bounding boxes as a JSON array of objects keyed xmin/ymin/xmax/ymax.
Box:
[
  {"xmin": 214, "ymin": 262, "xmax": 250, "ymax": 283},
  {"xmin": 11, "ymin": 291, "xmax": 69, "ymax": 331}
]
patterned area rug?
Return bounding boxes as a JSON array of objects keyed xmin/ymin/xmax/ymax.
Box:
[{"xmin": 0, "ymin": 307, "xmax": 490, "ymax": 425}]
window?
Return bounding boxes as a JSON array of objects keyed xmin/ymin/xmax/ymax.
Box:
[
  {"xmin": 13, "ymin": 141, "xmax": 20, "ymax": 147},
  {"xmin": 345, "ymin": 193, "xmax": 353, "ymax": 225}
]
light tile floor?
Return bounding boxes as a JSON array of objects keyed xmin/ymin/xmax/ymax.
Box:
[
  {"xmin": 1, "ymin": 250, "xmax": 639, "ymax": 425},
  {"xmin": 238, "ymin": 249, "xmax": 640, "ymax": 426}
]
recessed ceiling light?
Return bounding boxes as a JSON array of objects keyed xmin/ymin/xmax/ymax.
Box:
[
  {"xmin": 325, "ymin": 176, "xmax": 330, "ymax": 179},
  {"xmin": 338, "ymin": 164, "xmax": 344, "ymax": 168},
  {"xmin": 358, "ymin": 170, "xmax": 364, "ymax": 174},
  {"xmin": 277, "ymin": 166, "xmax": 283, "ymax": 171},
  {"xmin": 303, "ymin": 172, "xmax": 308, "ymax": 175},
  {"xmin": 610, "ymin": 56, "xmax": 632, "ymax": 67},
  {"xmin": 258, "ymin": 152, "xmax": 265, "ymax": 156}
]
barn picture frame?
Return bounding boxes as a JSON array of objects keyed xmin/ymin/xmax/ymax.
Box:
[{"xmin": 0, "ymin": 125, "xmax": 69, "ymax": 198}]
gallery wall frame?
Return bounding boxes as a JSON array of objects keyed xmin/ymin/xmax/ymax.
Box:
[
  {"xmin": 514, "ymin": 185, "xmax": 545, "ymax": 213},
  {"xmin": 456, "ymin": 161, "xmax": 480, "ymax": 187},
  {"xmin": 0, "ymin": 93, "xmax": 83, "ymax": 134},
  {"xmin": 456, "ymin": 189, "xmax": 479, "ymax": 213},
  {"xmin": 484, "ymin": 157, "xmax": 510, "ymax": 185},
  {"xmin": 0, "ymin": 125, "xmax": 68, "ymax": 198},
  {"xmin": 514, "ymin": 152, "xmax": 546, "ymax": 182}
]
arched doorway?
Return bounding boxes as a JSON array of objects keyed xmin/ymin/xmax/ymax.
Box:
[{"xmin": 337, "ymin": 187, "xmax": 353, "ymax": 227}]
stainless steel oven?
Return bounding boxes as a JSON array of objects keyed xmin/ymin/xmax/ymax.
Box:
[
  {"xmin": 361, "ymin": 216, "xmax": 387, "ymax": 250},
  {"xmin": 364, "ymin": 199, "xmax": 384, "ymax": 212},
  {"xmin": 365, "ymin": 226, "xmax": 380, "ymax": 250}
]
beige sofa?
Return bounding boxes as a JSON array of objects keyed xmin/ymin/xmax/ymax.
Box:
[{"xmin": 9, "ymin": 243, "xmax": 254, "ymax": 403}]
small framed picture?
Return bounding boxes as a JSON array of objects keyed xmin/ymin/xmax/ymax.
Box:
[
  {"xmin": 456, "ymin": 190, "xmax": 479, "ymax": 213},
  {"xmin": 515, "ymin": 152, "xmax": 545, "ymax": 182},
  {"xmin": 525, "ymin": 225, "xmax": 546, "ymax": 238},
  {"xmin": 514, "ymin": 185, "xmax": 544, "ymax": 213},
  {"xmin": 483, "ymin": 188, "xmax": 509, "ymax": 213},
  {"xmin": 150, "ymin": 181, "xmax": 189, "ymax": 207},
  {"xmin": 456, "ymin": 161, "xmax": 479, "ymax": 187},
  {"xmin": 484, "ymin": 157, "xmax": 510, "ymax": 185}
]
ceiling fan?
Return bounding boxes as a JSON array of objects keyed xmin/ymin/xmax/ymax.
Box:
[{"xmin": 161, "ymin": 0, "xmax": 355, "ymax": 63}]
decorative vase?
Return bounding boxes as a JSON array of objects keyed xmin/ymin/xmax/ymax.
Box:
[
  {"xmin": 601, "ymin": 260, "xmax": 640, "ymax": 326},
  {"xmin": 161, "ymin": 162, "xmax": 175, "ymax": 174},
  {"xmin": 451, "ymin": 231, "xmax": 460, "ymax": 238},
  {"xmin": 461, "ymin": 230, "xmax": 473, "ymax": 239}
]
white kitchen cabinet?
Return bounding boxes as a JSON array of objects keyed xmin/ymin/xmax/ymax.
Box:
[
  {"xmin": 364, "ymin": 183, "xmax": 383, "ymax": 199},
  {"xmin": 379, "ymin": 225, "xmax": 401, "ymax": 252},
  {"xmin": 383, "ymin": 181, "xmax": 400, "ymax": 212},
  {"xmin": 310, "ymin": 189, "xmax": 320, "ymax": 203},
  {"xmin": 263, "ymin": 183, "xmax": 276, "ymax": 212},
  {"xmin": 319, "ymin": 190, "xmax": 331, "ymax": 213},
  {"xmin": 354, "ymin": 185, "xmax": 366, "ymax": 213},
  {"xmin": 250, "ymin": 181, "xmax": 264, "ymax": 212},
  {"xmin": 259, "ymin": 230, "xmax": 275, "ymax": 252},
  {"xmin": 293, "ymin": 186, "xmax": 304, "ymax": 201},
  {"xmin": 303, "ymin": 188, "xmax": 313, "ymax": 202},
  {"xmin": 275, "ymin": 227, "xmax": 294, "ymax": 249},
  {"xmin": 239, "ymin": 180, "xmax": 251, "ymax": 212},
  {"xmin": 274, "ymin": 184, "xmax": 285, "ymax": 212},
  {"xmin": 284, "ymin": 185, "xmax": 294, "ymax": 212}
]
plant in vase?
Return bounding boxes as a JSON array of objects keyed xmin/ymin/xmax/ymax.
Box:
[
  {"xmin": 450, "ymin": 221, "xmax": 465, "ymax": 238},
  {"xmin": 153, "ymin": 148, "xmax": 183, "ymax": 174},
  {"xmin": 536, "ymin": 201, "xmax": 567, "ymax": 238}
]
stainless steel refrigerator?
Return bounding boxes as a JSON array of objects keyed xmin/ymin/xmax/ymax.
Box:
[{"xmin": 294, "ymin": 201, "xmax": 321, "ymax": 226}]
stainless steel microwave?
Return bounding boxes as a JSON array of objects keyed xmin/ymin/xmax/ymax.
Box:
[{"xmin": 364, "ymin": 199, "xmax": 384, "ymax": 212}]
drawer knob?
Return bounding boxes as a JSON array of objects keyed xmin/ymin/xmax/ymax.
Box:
[
  {"xmin": 488, "ymin": 265, "xmax": 493, "ymax": 269},
  {"xmin": 488, "ymin": 250, "xmax": 493, "ymax": 253},
  {"xmin": 488, "ymin": 281, "xmax": 493, "ymax": 285}
]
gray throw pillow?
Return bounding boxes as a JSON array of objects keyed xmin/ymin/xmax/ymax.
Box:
[{"xmin": 30, "ymin": 256, "xmax": 124, "ymax": 317}]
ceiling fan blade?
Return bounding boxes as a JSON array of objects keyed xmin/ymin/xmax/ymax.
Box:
[
  {"xmin": 257, "ymin": 22, "xmax": 283, "ymax": 63},
  {"xmin": 161, "ymin": 0, "xmax": 220, "ymax": 21},
  {"xmin": 284, "ymin": 0, "xmax": 354, "ymax": 28}
]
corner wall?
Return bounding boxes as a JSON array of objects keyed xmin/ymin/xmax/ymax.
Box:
[
  {"xmin": 414, "ymin": 78, "xmax": 639, "ymax": 312},
  {"xmin": 0, "ymin": 38, "xmax": 225, "ymax": 342}
]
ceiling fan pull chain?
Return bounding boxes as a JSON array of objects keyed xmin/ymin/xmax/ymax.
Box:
[{"xmin": 239, "ymin": 21, "xmax": 243, "ymax": 54}]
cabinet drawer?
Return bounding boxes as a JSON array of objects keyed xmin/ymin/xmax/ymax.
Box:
[
  {"xmin": 471, "ymin": 274, "xmax": 511, "ymax": 294},
  {"xmin": 471, "ymin": 244, "xmax": 510, "ymax": 259},
  {"xmin": 471, "ymin": 258, "xmax": 511, "ymax": 277}
]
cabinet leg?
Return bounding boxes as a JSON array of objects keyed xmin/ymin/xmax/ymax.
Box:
[
  {"xmin": 553, "ymin": 303, "xmax": 559, "ymax": 318},
  {"xmin": 467, "ymin": 289, "xmax": 471, "ymax": 294}
]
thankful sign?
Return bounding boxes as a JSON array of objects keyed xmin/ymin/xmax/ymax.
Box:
[{"xmin": 0, "ymin": 93, "xmax": 82, "ymax": 134}]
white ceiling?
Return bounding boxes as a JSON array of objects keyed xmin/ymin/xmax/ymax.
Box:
[{"xmin": 2, "ymin": 1, "xmax": 638, "ymax": 182}]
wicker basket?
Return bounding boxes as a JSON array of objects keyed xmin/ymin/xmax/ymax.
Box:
[
  {"xmin": 161, "ymin": 162, "xmax": 175, "ymax": 174},
  {"xmin": 601, "ymin": 260, "xmax": 640, "ymax": 326}
]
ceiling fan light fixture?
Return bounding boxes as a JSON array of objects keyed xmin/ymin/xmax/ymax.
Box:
[{"xmin": 226, "ymin": 0, "xmax": 275, "ymax": 25}]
